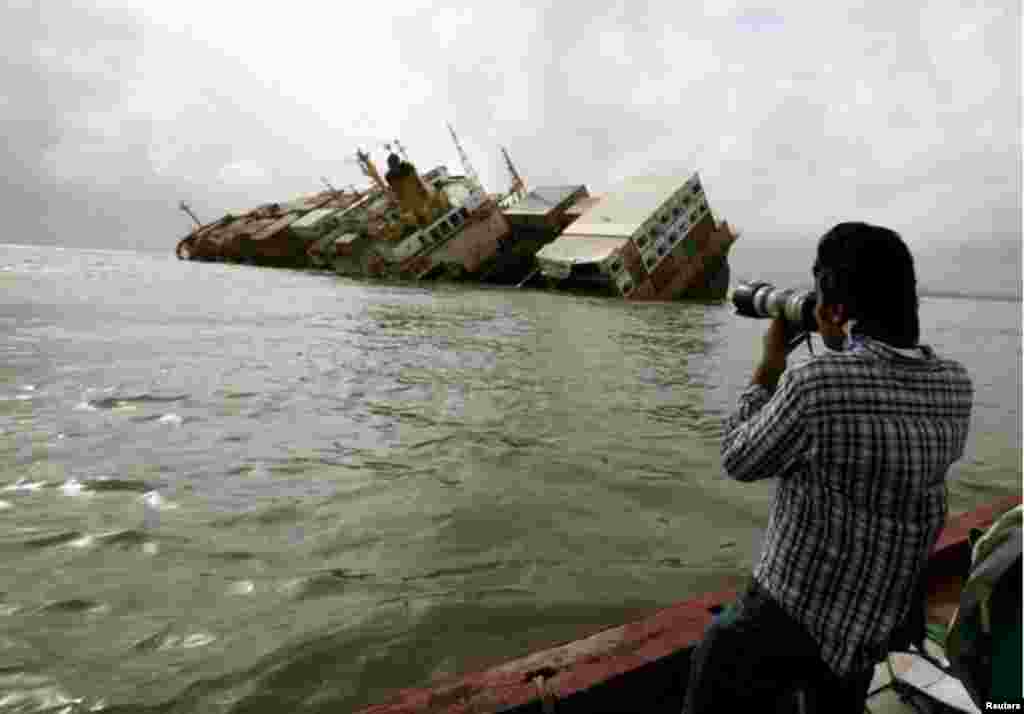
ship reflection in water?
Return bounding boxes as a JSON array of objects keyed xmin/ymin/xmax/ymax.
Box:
[{"xmin": 174, "ymin": 126, "xmax": 736, "ymax": 301}]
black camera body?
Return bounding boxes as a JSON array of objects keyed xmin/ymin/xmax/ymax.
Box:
[{"xmin": 731, "ymin": 281, "xmax": 818, "ymax": 334}]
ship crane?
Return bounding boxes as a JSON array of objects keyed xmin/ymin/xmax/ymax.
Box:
[{"xmin": 446, "ymin": 122, "xmax": 483, "ymax": 192}]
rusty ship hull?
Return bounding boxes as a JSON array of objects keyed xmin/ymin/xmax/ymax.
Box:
[{"xmin": 176, "ymin": 166, "xmax": 522, "ymax": 285}]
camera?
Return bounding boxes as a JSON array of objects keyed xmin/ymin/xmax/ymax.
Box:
[{"xmin": 731, "ymin": 281, "xmax": 818, "ymax": 334}]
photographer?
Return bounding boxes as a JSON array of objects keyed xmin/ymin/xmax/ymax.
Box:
[{"xmin": 683, "ymin": 223, "xmax": 974, "ymax": 712}]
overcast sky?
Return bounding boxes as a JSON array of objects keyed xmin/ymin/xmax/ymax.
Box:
[{"xmin": 2, "ymin": 0, "xmax": 1020, "ymax": 296}]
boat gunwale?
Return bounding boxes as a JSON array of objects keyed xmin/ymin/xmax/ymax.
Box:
[{"xmin": 356, "ymin": 494, "xmax": 1022, "ymax": 714}]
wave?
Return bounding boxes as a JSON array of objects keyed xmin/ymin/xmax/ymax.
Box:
[
  {"xmin": 83, "ymin": 394, "xmax": 189, "ymax": 411},
  {"xmin": 36, "ymin": 598, "xmax": 109, "ymax": 615},
  {"xmin": 282, "ymin": 569, "xmax": 374, "ymax": 601}
]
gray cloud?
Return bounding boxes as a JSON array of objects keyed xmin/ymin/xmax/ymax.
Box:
[{"xmin": 0, "ymin": 0, "xmax": 1019, "ymax": 295}]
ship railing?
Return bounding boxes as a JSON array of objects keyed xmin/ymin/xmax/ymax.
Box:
[{"xmin": 498, "ymin": 188, "xmax": 528, "ymax": 209}]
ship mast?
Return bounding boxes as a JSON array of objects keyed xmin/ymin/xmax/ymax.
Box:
[
  {"xmin": 446, "ymin": 122, "xmax": 482, "ymax": 192},
  {"xmin": 355, "ymin": 148, "xmax": 390, "ymax": 195},
  {"xmin": 500, "ymin": 145, "xmax": 526, "ymax": 193},
  {"xmin": 178, "ymin": 200, "xmax": 202, "ymax": 228}
]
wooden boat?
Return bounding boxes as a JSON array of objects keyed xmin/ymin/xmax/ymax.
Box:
[{"xmin": 355, "ymin": 494, "xmax": 1021, "ymax": 714}]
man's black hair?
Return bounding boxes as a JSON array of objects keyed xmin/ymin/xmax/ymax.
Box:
[{"xmin": 813, "ymin": 222, "xmax": 920, "ymax": 347}]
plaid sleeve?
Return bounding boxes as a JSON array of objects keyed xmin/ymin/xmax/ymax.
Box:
[{"xmin": 721, "ymin": 365, "xmax": 810, "ymax": 482}]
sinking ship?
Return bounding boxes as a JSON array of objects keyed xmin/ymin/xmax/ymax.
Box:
[{"xmin": 174, "ymin": 127, "xmax": 736, "ymax": 301}]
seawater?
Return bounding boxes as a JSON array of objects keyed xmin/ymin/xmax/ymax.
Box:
[{"xmin": 0, "ymin": 244, "xmax": 1019, "ymax": 713}]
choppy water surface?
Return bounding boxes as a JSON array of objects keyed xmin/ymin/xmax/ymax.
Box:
[{"xmin": 1, "ymin": 245, "xmax": 1020, "ymax": 713}]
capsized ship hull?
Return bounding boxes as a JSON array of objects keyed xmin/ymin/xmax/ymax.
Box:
[
  {"xmin": 533, "ymin": 174, "xmax": 735, "ymax": 300},
  {"xmin": 174, "ymin": 154, "xmax": 735, "ymax": 300}
]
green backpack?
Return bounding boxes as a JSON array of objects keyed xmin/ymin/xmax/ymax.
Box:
[{"xmin": 945, "ymin": 505, "xmax": 1022, "ymax": 707}]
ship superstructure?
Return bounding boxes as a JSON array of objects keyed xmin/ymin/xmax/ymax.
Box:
[{"xmin": 533, "ymin": 174, "xmax": 733, "ymax": 299}]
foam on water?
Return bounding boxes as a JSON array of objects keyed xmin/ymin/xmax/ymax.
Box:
[
  {"xmin": 61, "ymin": 479, "xmax": 89, "ymax": 497},
  {"xmin": 2, "ymin": 479, "xmax": 46, "ymax": 493}
]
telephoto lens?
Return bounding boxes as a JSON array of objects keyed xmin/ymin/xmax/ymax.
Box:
[{"xmin": 731, "ymin": 281, "xmax": 818, "ymax": 334}]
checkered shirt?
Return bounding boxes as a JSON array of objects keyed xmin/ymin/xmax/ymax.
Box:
[{"xmin": 721, "ymin": 336, "xmax": 973, "ymax": 677}]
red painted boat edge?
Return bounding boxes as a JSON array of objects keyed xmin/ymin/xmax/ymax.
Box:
[{"xmin": 356, "ymin": 495, "xmax": 1022, "ymax": 714}]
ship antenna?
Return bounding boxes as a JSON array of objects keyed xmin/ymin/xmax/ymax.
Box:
[
  {"xmin": 447, "ymin": 122, "xmax": 483, "ymax": 192},
  {"xmin": 178, "ymin": 200, "xmax": 202, "ymax": 227}
]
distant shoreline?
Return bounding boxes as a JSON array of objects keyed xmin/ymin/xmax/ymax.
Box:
[
  {"xmin": 919, "ymin": 290, "xmax": 1022, "ymax": 304},
  {"xmin": 778, "ymin": 280, "xmax": 1021, "ymax": 305}
]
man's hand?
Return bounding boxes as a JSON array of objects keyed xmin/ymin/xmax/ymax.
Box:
[{"xmin": 751, "ymin": 317, "xmax": 789, "ymax": 390}]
